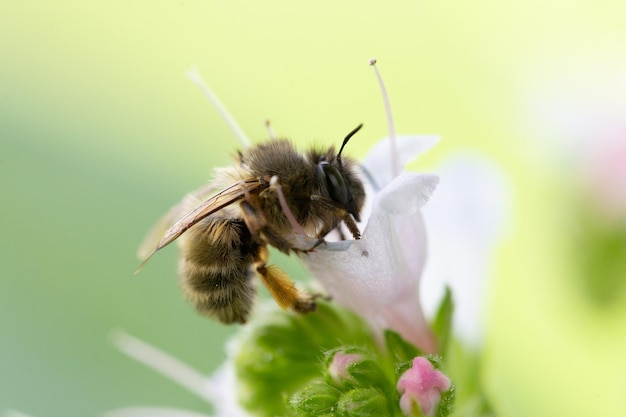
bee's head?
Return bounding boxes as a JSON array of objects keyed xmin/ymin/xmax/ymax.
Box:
[{"xmin": 317, "ymin": 124, "xmax": 365, "ymax": 221}]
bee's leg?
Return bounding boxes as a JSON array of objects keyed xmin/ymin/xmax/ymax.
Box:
[
  {"xmin": 310, "ymin": 195, "xmax": 361, "ymax": 240},
  {"xmin": 240, "ymin": 200, "xmax": 308, "ymax": 254},
  {"xmin": 240, "ymin": 199, "xmax": 268, "ymax": 236},
  {"xmin": 305, "ymin": 221, "xmax": 346, "ymax": 252},
  {"xmin": 340, "ymin": 212, "xmax": 361, "ymax": 240},
  {"xmin": 335, "ymin": 226, "xmax": 348, "ymax": 241},
  {"xmin": 253, "ymin": 246, "xmax": 316, "ymax": 313},
  {"xmin": 267, "ymin": 175, "xmax": 308, "ymax": 237}
]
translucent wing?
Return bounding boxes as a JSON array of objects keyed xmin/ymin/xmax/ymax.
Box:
[
  {"xmin": 136, "ymin": 182, "xmax": 218, "ymax": 260},
  {"xmin": 135, "ymin": 179, "xmax": 266, "ymax": 273}
]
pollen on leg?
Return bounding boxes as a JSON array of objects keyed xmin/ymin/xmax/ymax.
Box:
[
  {"xmin": 256, "ymin": 264, "xmax": 299, "ymax": 309},
  {"xmin": 255, "ymin": 261, "xmax": 317, "ymax": 314}
]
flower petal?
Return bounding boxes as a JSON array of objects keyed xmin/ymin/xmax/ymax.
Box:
[
  {"xmin": 205, "ymin": 363, "xmax": 250, "ymax": 417},
  {"xmin": 420, "ymin": 152, "xmax": 509, "ymax": 345},
  {"xmin": 361, "ymin": 135, "xmax": 439, "ymax": 189}
]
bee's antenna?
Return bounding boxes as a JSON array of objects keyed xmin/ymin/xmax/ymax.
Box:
[
  {"xmin": 369, "ymin": 58, "xmax": 399, "ymax": 178},
  {"xmin": 337, "ymin": 123, "xmax": 364, "ymax": 165},
  {"xmin": 186, "ymin": 66, "xmax": 252, "ymax": 148}
]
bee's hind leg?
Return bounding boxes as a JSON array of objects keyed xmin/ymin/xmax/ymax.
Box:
[{"xmin": 253, "ymin": 246, "xmax": 317, "ymax": 314}]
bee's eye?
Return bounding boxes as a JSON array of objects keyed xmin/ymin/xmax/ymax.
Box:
[{"xmin": 319, "ymin": 161, "xmax": 349, "ymax": 206}]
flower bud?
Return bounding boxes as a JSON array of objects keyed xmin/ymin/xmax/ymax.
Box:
[
  {"xmin": 328, "ymin": 351, "xmax": 365, "ymax": 386},
  {"xmin": 324, "ymin": 348, "xmax": 389, "ymax": 390},
  {"xmin": 397, "ymin": 357, "xmax": 451, "ymax": 417}
]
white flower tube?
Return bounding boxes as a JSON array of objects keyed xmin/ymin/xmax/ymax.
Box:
[{"xmin": 300, "ymin": 135, "xmax": 440, "ymax": 352}]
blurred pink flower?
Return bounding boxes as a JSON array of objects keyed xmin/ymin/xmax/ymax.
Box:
[
  {"xmin": 530, "ymin": 69, "xmax": 626, "ymax": 221},
  {"xmin": 582, "ymin": 133, "xmax": 626, "ymax": 221}
]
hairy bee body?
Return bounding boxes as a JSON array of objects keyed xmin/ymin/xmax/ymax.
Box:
[
  {"xmin": 178, "ymin": 217, "xmax": 258, "ymax": 323},
  {"xmin": 138, "ymin": 128, "xmax": 365, "ymax": 324}
]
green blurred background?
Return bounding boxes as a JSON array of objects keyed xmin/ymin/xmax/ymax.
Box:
[{"xmin": 2, "ymin": 1, "xmax": 626, "ymax": 416}]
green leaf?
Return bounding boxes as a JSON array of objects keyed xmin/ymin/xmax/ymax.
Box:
[
  {"xmin": 431, "ymin": 286, "xmax": 454, "ymax": 356},
  {"xmin": 384, "ymin": 329, "xmax": 423, "ymax": 366}
]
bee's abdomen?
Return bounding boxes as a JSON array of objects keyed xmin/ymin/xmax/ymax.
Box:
[{"xmin": 178, "ymin": 217, "xmax": 258, "ymax": 324}]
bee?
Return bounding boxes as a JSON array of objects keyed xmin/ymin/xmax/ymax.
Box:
[{"xmin": 137, "ymin": 124, "xmax": 366, "ymax": 324}]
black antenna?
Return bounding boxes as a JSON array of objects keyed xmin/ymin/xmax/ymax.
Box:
[{"xmin": 337, "ymin": 123, "xmax": 363, "ymax": 165}]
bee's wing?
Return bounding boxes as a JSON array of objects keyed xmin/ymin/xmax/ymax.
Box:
[
  {"xmin": 136, "ymin": 182, "xmax": 218, "ymax": 260},
  {"xmin": 135, "ymin": 179, "xmax": 265, "ymax": 273}
]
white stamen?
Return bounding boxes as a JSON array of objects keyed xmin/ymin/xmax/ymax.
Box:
[
  {"xmin": 270, "ymin": 176, "xmax": 307, "ymax": 236},
  {"xmin": 369, "ymin": 58, "xmax": 399, "ymax": 178},
  {"xmin": 2, "ymin": 411, "xmax": 36, "ymax": 417},
  {"xmin": 108, "ymin": 329, "xmax": 212, "ymax": 403},
  {"xmin": 185, "ymin": 66, "xmax": 251, "ymax": 148},
  {"xmin": 264, "ymin": 119, "xmax": 277, "ymax": 140},
  {"xmin": 103, "ymin": 407, "xmax": 212, "ymax": 417}
]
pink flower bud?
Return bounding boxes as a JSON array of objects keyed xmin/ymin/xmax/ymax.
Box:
[
  {"xmin": 397, "ymin": 357, "xmax": 451, "ymax": 417},
  {"xmin": 328, "ymin": 352, "xmax": 364, "ymax": 385}
]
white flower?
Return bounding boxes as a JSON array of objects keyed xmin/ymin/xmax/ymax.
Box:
[
  {"xmin": 299, "ymin": 59, "xmax": 510, "ymax": 351},
  {"xmin": 300, "ymin": 134, "xmax": 440, "ymax": 353},
  {"xmin": 421, "ymin": 152, "xmax": 510, "ymax": 346}
]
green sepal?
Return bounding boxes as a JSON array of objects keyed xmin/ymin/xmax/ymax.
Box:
[
  {"xmin": 289, "ymin": 380, "xmax": 340, "ymax": 415},
  {"xmin": 384, "ymin": 329, "xmax": 423, "ymax": 367},
  {"xmin": 437, "ymin": 383, "xmax": 456, "ymax": 417},
  {"xmin": 345, "ymin": 357, "xmax": 389, "ymax": 389},
  {"xmin": 336, "ymin": 387, "xmax": 392, "ymax": 417}
]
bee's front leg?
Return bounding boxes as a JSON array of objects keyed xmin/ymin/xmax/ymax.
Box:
[{"xmin": 310, "ymin": 195, "xmax": 361, "ymax": 240}]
